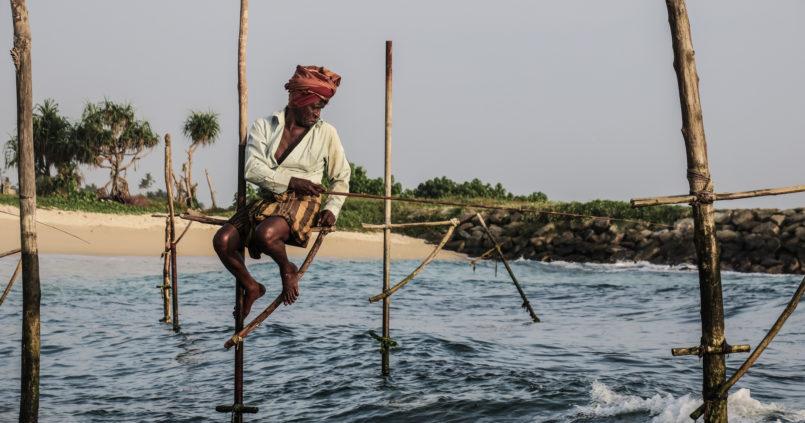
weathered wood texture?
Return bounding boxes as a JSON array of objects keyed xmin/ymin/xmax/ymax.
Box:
[
  {"xmin": 382, "ymin": 40, "xmax": 393, "ymax": 376},
  {"xmin": 234, "ymin": 1, "xmax": 248, "ymax": 419},
  {"xmin": 690, "ymin": 275, "xmax": 805, "ymax": 419},
  {"xmin": 164, "ymin": 134, "xmax": 180, "ymax": 332},
  {"xmin": 205, "ymin": 169, "xmax": 218, "ymax": 209},
  {"xmin": 666, "ymin": 1, "xmax": 726, "ymax": 421},
  {"xmin": 10, "ymin": 0, "xmax": 41, "ymax": 420},
  {"xmin": 631, "ymin": 184, "xmax": 805, "ymax": 207},
  {"xmin": 160, "ymin": 219, "xmax": 171, "ymax": 323},
  {"xmin": 671, "ymin": 344, "xmax": 750, "ymax": 357},
  {"xmin": 361, "ymin": 220, "xmax": 458, "ymax": 229}
]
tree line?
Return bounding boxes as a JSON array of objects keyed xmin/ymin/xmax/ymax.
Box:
[
  {"xmin": 4, "ymin": 99, "xmax": 546, "ymax": 209},
  {"xmin": 3, "ymin": 98, "xmax": 219, "ymax": 207}
]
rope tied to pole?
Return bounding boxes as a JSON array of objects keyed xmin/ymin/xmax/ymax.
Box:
[
  {"xmin": 369, "ymin": 330, "xmax": 398, "ymax": 354},
  {"xmin": 691, "ymin": 190, "xmax": 714, "ymax": 205}
]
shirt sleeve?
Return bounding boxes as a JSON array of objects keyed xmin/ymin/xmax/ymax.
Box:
[
  {"xmin": 244, "ymin": 120, "xmax": 291, "ymax": 193},
  {"xmin": 323, "ymin": 128, "xmax": 351, "ymax": 219}
]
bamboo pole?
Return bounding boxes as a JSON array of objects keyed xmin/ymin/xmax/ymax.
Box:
[
  {"xmin": 234, "ymin": 1, "xmax": 248, "ymax": 419},
  {"xmin": 10, "ymin": 1, "xmax": 40, "ymax": 420},
  {"xmin": 0, "ymin": 259, "xmax": 22, "ymax": 308},
  {"xmin": 671, "ymin": 344, "xmax": 750, "ymax": 357},
  {"xmin": 324, "ymin": 191, "xmax": 672, "ymax": 228},
  {"xmin": 361, "ymin": 220, "xmax": 458, "ymax": 229},
  {"xmin": 381, "ymin": 40, "xmax": 393, "ymax": 376},
  {"xmin": 205, "ymin": 169, "xmax": 218, "ymax": 209},
  {"xmin": 475, "ymin": 213, "xmax": 540, "ymax": 322},
  {"xmin": 631, "ymin": 184, "xmax": 805, "ymax": 207},
  {"xmin": 470, "ymin": 247, "xmax": 498, "ymax": 267},
  {"xmin": 690, "ymin": 275, "xmax": 805, "ymax": 420},
  {"xmin": 165, "ymin": 134, "xmax": 180, "ymax": 332},
  {"xmin": 224, "ymin": 231, "xmax": 328, "ymax": 349},
  {"xmin": 159, "ymin": 219, "xmax": 171, "ymax": 323},
  {"xmin": 369, "ymin": 221, "xmax": 458, "ymax": 303},
  {"xmin": 1, "ymin": 248, "xmax": 22, "ymax": 259},
  {"xmin": 666, "ymin": 1, "xmax": 726, "ymax": 421}
]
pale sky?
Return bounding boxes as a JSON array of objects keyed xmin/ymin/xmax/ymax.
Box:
[{"xmin": 2, "ymin": 0, "xmax": 804, "ymax": 209}]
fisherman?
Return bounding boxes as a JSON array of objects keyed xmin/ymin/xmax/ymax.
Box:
[{"xmin": 213, "ymin": 65, "xmax": 350, "ymax": 317}]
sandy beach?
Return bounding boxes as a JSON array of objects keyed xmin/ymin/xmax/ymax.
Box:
[{"xmin": 0, "ymin": 204, "xmax": 466, "ymax": 261}]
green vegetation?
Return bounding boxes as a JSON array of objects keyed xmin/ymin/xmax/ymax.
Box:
[
  {"xmin": 0, "ymin": 192, "xmax": 166, "ymax": 215},
  {"xmin": 76, "ymin": 99, "xmax": 159, "ymax": 199},
  {"xmin": 180, "ymin": 110, "xmax": 220, "ymax": 208}
]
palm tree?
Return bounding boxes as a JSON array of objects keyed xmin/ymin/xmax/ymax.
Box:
[{"xmin": 182, "ymin": 110, "xmax": 220, "ymax": 207}]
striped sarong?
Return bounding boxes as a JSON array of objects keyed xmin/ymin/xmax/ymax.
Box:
[{"xmin": 228, "ymin": 191, "xmax": 321, "ymax": 257}]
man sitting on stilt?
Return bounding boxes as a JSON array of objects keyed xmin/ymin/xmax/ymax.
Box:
[{"xmin": 213, "ymin": 65, "xmax": 350, "ymax": 317}]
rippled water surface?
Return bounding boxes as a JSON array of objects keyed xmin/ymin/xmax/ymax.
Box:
[{"xmin": 1, "ymin": 254, "xmax": 804, "ymax": 422}]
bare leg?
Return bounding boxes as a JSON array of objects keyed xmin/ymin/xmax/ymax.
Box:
[
  {"xmin": 213, "ymin": 223, "xmax": 266, "ymax": 317},
  {"xmin": 252, "ymin": 217, "xmax": 300, "ymax": 306}
]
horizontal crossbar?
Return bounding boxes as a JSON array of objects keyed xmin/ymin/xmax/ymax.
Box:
[
  {"xmin": 631, "ymin": 184, "xmax": 805, "ymax": 207},
  {"xmin": 672, "ymin": 344, "xmax": 750, "ymax": 357}
]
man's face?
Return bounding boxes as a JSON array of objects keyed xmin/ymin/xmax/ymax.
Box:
[{"xmin": 292, "ymin": 99, "xmax": 328, "ymax": 127}]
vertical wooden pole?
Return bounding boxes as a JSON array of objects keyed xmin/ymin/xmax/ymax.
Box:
[
  {"xmin": 665, "ymin": 2, "xmax": 726, "ymax": 421},
  {"xmin": 160, "ymin": 220, "xmax": 172, "ymax": 323},
  {"xmin": 10, "ymin": 1, "xmax": 40, "ymax": 420},
  {"xmin": 165, "ymin": 134, "xmax": 179, "ymax": 332},
  {"xmin": 205, "ymin": 169, "xmax": 218, "ymax": 209},
  {"xmin": 235, "ymin": 1, "xmax": 248, "ymax": 420},
  {"xmin": 382, "ymin": 40, "xmax": 392, "ymax": 376}
]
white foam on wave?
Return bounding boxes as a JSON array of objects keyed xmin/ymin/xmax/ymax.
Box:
[
  {"xmin": 571, "ymin": 381, "xmax": 805, "ymax": 423},
  {"xmin": 532, "ymin": 259, "xmax": 698, "ymax": 275}
]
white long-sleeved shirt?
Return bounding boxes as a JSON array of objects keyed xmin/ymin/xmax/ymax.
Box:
[{"xmin": 244, "ymin": 109, "xmax": 350, "ymax": 217}]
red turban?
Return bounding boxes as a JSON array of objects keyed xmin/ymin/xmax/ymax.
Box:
[{"xmin": 285, "ymin": 65, "xmax": 341, "ymax": 108}]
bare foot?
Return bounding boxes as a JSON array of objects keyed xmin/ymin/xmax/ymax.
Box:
[
  {"xmin": 242, "ymin": 282, "xmax": 266, "ymax": 318},
  {"xmin": 280, "ymin": 263, "xmax": 300, "ymax": 306}
]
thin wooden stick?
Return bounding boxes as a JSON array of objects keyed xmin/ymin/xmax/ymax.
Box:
[
  {"xmin": 672, "ymin": 344, "xmax": 750, "ymax": 357},
  {"xmin": 0, "ymin": 248, "xmax": 22, "ymax": 259},
  {"xmin": 0, "ymin": 210, "xmax": 90, "ymax": 244},
  {"xmin": 174, "ymin": 221, "xmax": 193, "ymax": 245},
  {"xmin": 0, "ymin": 259, "xmax": 22, "ymax": 307},
  {"xmin": 476, "ymin": 213, "xmax": 540, "ymax": 322},
  {"xmin": 224, "ymin": 230, "xmax": 329, "ymax": 350},
  {"xmin": 369, "ymin": 221, "xmax": 458, "ymax": 303},
  {"xmin": 205, "ymin": 169, "xmax": 218, "ymax": 209},
  {"xmin": 470, "ymin": 247, "xmax": 498, "ymax": 266},
  {"xmin": 175, "ymin": 212, "xmax": 332, "ymax": 232},
  {"xmin": 361, "ymin": 219, "xmax": 458, "ymax": 229},
  {"xmin": 631, "ymin": 184, "xmax": 805, "ymax": 207},
  {"xmin": 324, "ymin": 191, "xmax": 671, "ymax": 228},
  {"xmin": 690, "ymin": 275, "xmax": 805, "ymax": 420}
]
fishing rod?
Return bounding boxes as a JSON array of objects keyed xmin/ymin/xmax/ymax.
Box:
[{"xmin": 323, "ymin": 191, "xmax": 673, "ymax": 228}]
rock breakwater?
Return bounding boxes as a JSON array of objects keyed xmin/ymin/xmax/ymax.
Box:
[{"xmin": 439, "ymin": 208, "xmax": 805, "ymax": 274}]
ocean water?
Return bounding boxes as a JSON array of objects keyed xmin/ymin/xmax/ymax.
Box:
[{"xmin": 0, "ymin": 254, "xmax": 804, "ymax": 422}]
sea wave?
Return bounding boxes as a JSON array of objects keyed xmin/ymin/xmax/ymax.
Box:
[{"xmin": 571, "ymin": 381, "xmax": 805, "ymax": 423}]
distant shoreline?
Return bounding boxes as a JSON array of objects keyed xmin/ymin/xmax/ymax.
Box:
[{"xmin": 0, "ymin": 204, "xmax": 466, "ymax": 261}]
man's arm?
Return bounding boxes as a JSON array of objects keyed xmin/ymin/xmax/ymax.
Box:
[
  {"xmin": 321, "ymin": 128, "xmax": 351, "ymax": 221},
  {"xmin": 244, "ymin": 120, "xmax": 292, "ymax": 193}
]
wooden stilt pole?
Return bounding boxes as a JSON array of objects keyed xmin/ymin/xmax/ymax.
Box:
[
  {"xmin": 10, "ymin": 1, "xmax": 40, "ymax": 420},
  {"xmin": 381, "ymin": 40, "xmax": 393, "ymax": 376},
  {"xmin": 159, "ymin": 219, "xmax": 172, "ymax": 323},
  {"xmin": 665, "ymin": 2, "xmax": 726, "ymax": 421},
  {"xmin": 165, "ymin": 134, "xmax": 180, "ymax": 332},
  {"xmin": 233, "ymin": 1, "xmax": 249, "ymax": 420},
  {"xmin": 205, "ymin": 169, "xmax": 218, "ymax": 209}
]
